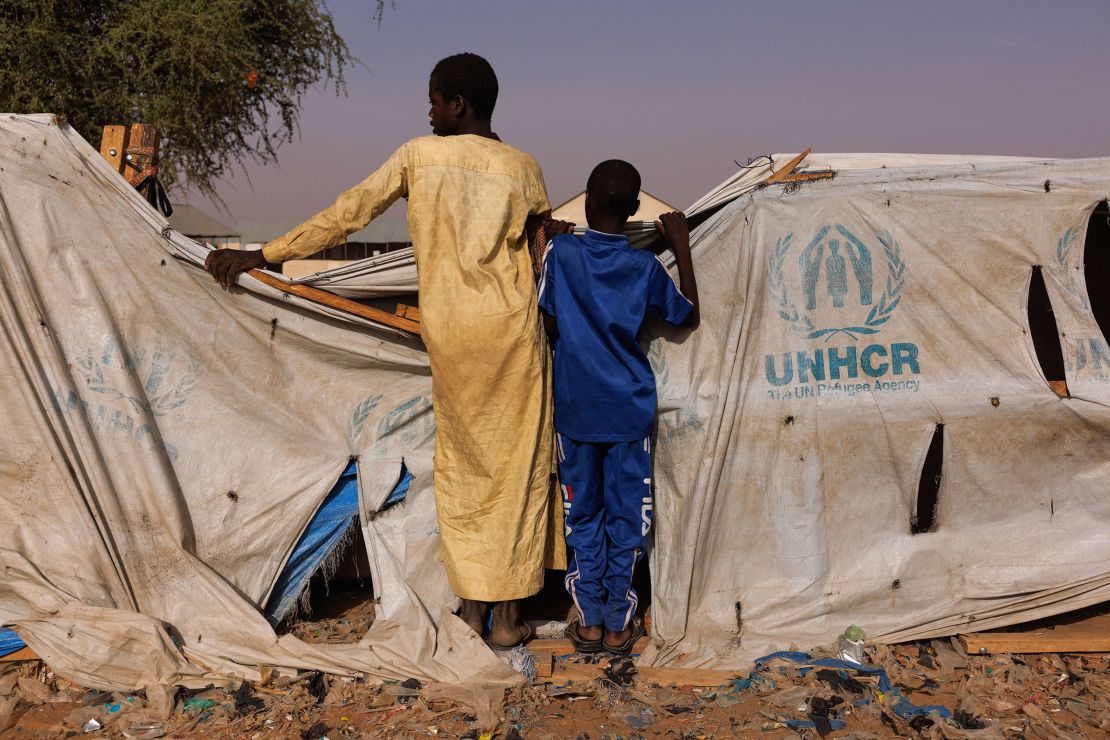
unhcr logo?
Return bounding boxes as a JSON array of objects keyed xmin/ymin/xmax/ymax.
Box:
[
  {"xmin": 764, "ymin": 224, "xmax": 921, "ymax": 398},
  {"xmin": 57, "ymin": 333, "xmax": 199, "ymax": 460}
]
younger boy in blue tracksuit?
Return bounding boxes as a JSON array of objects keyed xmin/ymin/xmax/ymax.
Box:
[{"xmin": 539, "ymin": 160, "xmax": 700, "ymax": 654}]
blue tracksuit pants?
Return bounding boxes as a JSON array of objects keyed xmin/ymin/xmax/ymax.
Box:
[{"xmin": 556, "ymin": 433, "xmax": 653, "ymax": 633}]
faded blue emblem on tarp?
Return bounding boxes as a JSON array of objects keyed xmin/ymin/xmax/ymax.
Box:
[
  {"xmin": 346, "ymin": 393, "xmax": 384, "ymax": 449},
  {"xmin": 771, "ymin": 224, "xmax": 903, "ymax": 342},
  {"xmin": 59, "ymin": 333, "xmax": 199, "ymax": 460},
  {"xmin": 1054, "ymin": 225, "xmax": 1090, "ymax": 312}
]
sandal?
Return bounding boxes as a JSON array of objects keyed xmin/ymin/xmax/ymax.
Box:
[
  {"xmin": 486, "ymin": 621, "xmax": 534, "ymax": 652},
  {"xmin": 601, "ymin": 618, "xmax": 645, "ymax": 656},
  {"xmin": 564, "ymin": 619, "xmax": 603, "ymax": 654}
]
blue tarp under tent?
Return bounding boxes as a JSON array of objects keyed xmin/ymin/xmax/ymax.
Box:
[
  {"xmin": 0, "ymin": 628, "xmax": 25, "ymax": 658},
  {"xmin": 264, "ymin": 460, "xmax": 411, "ymax": 626}
]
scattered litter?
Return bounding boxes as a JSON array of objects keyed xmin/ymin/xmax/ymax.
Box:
[
  {"xmin": 285, "ymin": 583, "xmax": 376, "ymax": 644},
  {"xmin": 816, "ymin": 668, "xmax": 866, "ymax": 695},
  {"xmin": 931, "ymin": 638, "xmax": 968, "ymax": 671},
  {"xmin": 4, "ymin": 627, "xmax": 1110, "ymax": 737},
  {"xmin": 837, "ymin": 625, "xmax": 866, "ymax": 664},
  {"xmin": 545, "ymin": 683, "xmax": 594, "ymax": 699},
  {"xmin": 183, "ymin": 696, "xmax": 215, "ymax": 712},
  {"xmin": 624, "ymin": 705, "xmax": 653, "ymax": 729},
  {"xmin": 232, "ymin": 680, "xmax": 265, "ymax": 715},
  {"xmin": 383, "ymin": 679, "xmax": 422, "ymax": 704},
  {"xmin": 806, "ymin": 695, "xmax": 844, "ymax": 737},
  {"xmin": 306, "ymin": 671, "xmax": 328, "ymax": 703},
  {"xmin": 768, "ymin": 684, "xmax": 812, "ymax": 709},
  {"xmin": 602, "ymin": 657, "xmax": 636, "ymax": 686},
  {"xmin": 754, "ymin": 650, "xmax": 952, "ymax": 721},
  {"xmin": 17, "ymin": 676, "xmax": 54, "ymax": 704},
  {"xmin": 499, "ymin": 645, "xmax": 537, "ymax": 682}
]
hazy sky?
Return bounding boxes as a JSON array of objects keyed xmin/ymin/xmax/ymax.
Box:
[{"xmin": 193, "ymin": 0, "xmax": 1110, "ymax": 224}]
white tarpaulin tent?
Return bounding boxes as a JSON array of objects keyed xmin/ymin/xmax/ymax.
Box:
[{"xmin": 2, "ymin": 114, "xmax": 1109, "ymax": 692}]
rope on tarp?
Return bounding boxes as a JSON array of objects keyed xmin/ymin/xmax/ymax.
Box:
[{"xmin": 125, "ymin": 145, "xmax": 172, "ymax": 217}]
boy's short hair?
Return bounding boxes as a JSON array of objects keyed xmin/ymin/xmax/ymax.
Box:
[
  {"xmin": 587, "ymin": 160, "xmax": 641, "ymax": 216},
  {"xmin": 431, "ymin": 53, "xmax": 499, "ymax": 120}
]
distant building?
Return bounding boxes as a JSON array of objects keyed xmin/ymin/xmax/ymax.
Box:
[
  {"xmin": 550, "ymin": 189, "xmax": 678, "ymax": 226},
  {"xmin": 237, "ymin": 221, "xmax": 411, "ymax": 280},
  {"xmin": 168, "ymin": 204, "xmax": 240, "ymax": 249}
]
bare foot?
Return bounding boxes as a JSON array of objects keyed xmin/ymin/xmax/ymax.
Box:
[
  {"xmin": 459, "ymin": 599, "xmax": 487, "ymax": 636},
  {"xmin": 578, "ymin": 623, "xmax": 603, "ymax": 641},
  {"xmin": 604, "ymin": 627, "xmax": 633, "ymax": 649},
  {"xmin": 488, "ymin": 600, "xmax": 530, "ymax": 647}
]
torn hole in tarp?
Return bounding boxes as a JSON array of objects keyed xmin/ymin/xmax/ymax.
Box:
[
  {"xmin": 1027, "ymin": 265, "xmax": 1069, "ymax": 397},
  {"xmin": 378, "ymin": 461, "xmax": 412, "ymax": 514},
  {"xmin": 911, "ymin": 424, "xmax": 943, "ymax": 535},
  {"xmin": 264, "ymin": 459, "xmax": 411, "ymax": 626},
  {"xmin": 1084, "ymin": 200, "xmax": 1110, "ymax": 343}
]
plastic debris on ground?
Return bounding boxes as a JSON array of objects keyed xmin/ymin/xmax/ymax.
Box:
[
  {"xmin": 499, "ymin": 645, "xmax": 537, "ymax": 682},
  {"xmin": 284, "ymin": 583, "xmax": 377, "ymax": 645},
  {"xmin": 2, "ymin": 630, "xmax": 1110, "ymax": 737}
]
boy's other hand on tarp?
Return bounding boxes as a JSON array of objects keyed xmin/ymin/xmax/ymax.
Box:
[
  {"xmin": 204, "ymin": 248, "xmax": 267, "ymax": 288},
  {"xmin": 544, "ymin": 219, "xmax": 575, "ymax": 238},
  {"xmin": 655, "ymin": 211, "xmax": 690, "ymax": 252}
]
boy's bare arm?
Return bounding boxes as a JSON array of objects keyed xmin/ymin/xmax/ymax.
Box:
[
  {"xmin": 655, "ymin": 211, "xmax": 700, "ymax": 328},
  {"xmin": 537, "ymin": 219, "xmax": 573, "ymax": 339}
]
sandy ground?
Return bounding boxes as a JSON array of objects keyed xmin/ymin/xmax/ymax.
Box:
[
  {"xmin": 7, "ymin": 648, "xmax": 1110, "ymax": 738},
  {"xmin": 5, "ymin": 590, "xmax": 1110, "ymax": 738}
]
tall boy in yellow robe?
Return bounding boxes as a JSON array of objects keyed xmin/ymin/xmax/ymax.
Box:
[{"xmin": 205, "ymin": 53, "xmax": 562, "ymax": 647}]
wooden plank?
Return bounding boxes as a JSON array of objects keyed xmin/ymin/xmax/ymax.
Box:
[
  {"xmin": 960, "ymin": 612, "xmax": 1110, "ymax": 654},
  {"xmin": 248, "ymin": 269, "xmax": 421, "ymax": 336},
  {"xmin": 778, "ymin": 170, "xmax": 835, "ymax": 184},
  {"xmin": 764, "ymin": 148, "xmax": 812, "ymax": 185},
  {"xmin": 98, "ymin": 125, "xmax": 129, "ymax": 174},
  {"xmin": 960, "ymin": 631, "xmax": 1110, "ymax": 654},
  {"xmin": 528, "ymin": 637, "xmax": 650, "ymax": 659},
  {"xmin": 534, "ymin": 654, "xmax": 554, "ymax": 679},
  {"xmin": 1048, "ymin": 379, "xmax": 1069, "ymax": 398},
  {"xmin": 551, "ymin": 663, "xmax": 603, "ymax": 683},
  {"xmin": 549, "ymin": 662, "xmax": 738, "ymax": 687},
  {"xmin": 0, "ymin": 646, "xmax": 38, "ymax": 663},
  {"xmin": 395, "ymin": 304, "xmax": 421, "ymax": 321}
]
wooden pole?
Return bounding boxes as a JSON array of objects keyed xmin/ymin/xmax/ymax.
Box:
[
  {"xmin": 98, "ymin": 125, "xmax": 129, "ymax": 174},
  {"xmin": 248, "ymin": 268, "xmax": 421, "ymax": 336},
  {"xmin": 764, "ymin": 148, "xmax": 835, "ymax": 186},
  {"xmin": 764, "ymin": 148, "xmax": 813, "ymax": 184}
]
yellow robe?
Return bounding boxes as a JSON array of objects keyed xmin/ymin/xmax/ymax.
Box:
[{"xmin": 264, "ymin": 135, "xmax": 564, "ymax": 601}]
